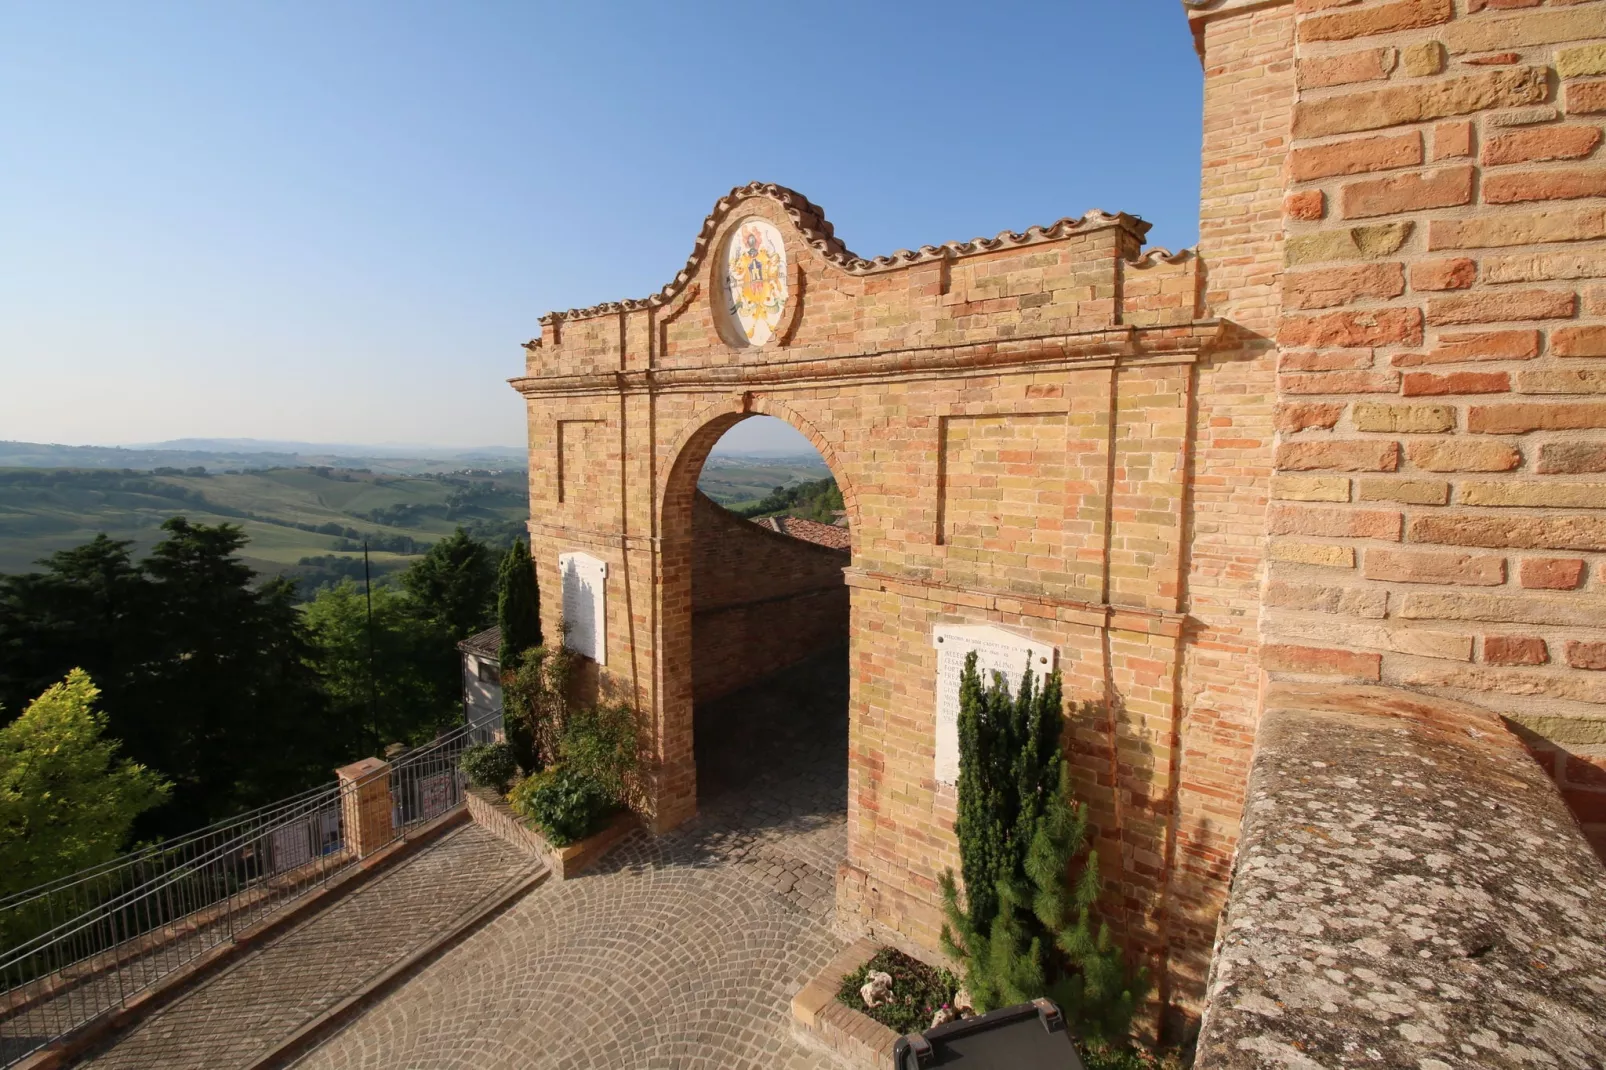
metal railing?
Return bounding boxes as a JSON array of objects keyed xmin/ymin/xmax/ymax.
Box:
[{"xmin": 0, "ymin": 720, "xmax": 490, "ymax": 1067}]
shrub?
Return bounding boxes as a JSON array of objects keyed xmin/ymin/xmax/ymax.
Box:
[
  {"xmin": 558, "ymin": 702, "xmax": 639, "ymax": 804},
  {"xmin": 508, "ymin": 765, "xmax": 611, "ymax": 847},
  {"xmin": 460, "ymin": 741, "xmax": 517, "ymax": 793},
  {"xmin": 501, "ymin": 644, "xmax": 573, "ymax": 772},
  {"xmin": 939, "ymin": 653, "xmax": 1147, "ymax": 1039},
  {"xmin": 835, "ymin": 948, "xmax": 958, "ymax": 1036}
]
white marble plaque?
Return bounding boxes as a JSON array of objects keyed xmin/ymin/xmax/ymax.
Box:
[
  {"xmin": 931, "ymin": 625, "xmax": 1056, "ymax": 786},
  {"xmin": 559, "ymin": 552, "xmax": 608, "ymax": 664}
]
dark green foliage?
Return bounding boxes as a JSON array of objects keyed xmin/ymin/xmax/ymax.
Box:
[
  {"xmin": 460, "ymin": 741, "xmax": 518, "ymax": 793},
  {"xmin": 496, "ymin": 539, "xmax": 542, "ymax": 670},
  {"xmin": 508, "ymin": 765, "xmax": 611, "ymax": 847},
  {"xmin": 399, "ymin": 527, "xmax": 497, "ymax": 640},
  {"xmin": 557, "ymin": 702, "xmax": 639, "ymax": 804},
  {"xmin": 835, "ymin": 948, "xmax": 959, "ymax": 1036},
  {"xmin": 940, "ymin": 655, "xmax": 1146, "ymax": 1041},
  {"xmin": 735, "ymin": 477, "xmax": 844, "ymax": 523},
  {"xmin": 301, "ymin": 580, "xmax": 460, "ymax": 752},
  {"xmin": 500, "ymin": 644, "xmax": 571, "ymax": 772},
  {"xmin": 0, "ymin": 520, "xmax": 334, "ymax": 835}
]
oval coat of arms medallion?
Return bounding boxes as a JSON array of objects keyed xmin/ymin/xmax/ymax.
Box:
[{"xmin": 720, "ymin": 218, "xmax": 788, "ymax": 347}]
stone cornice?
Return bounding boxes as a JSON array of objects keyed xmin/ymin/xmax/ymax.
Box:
[
  {"xmin": 510, "ymin": 321, "xmax": 1225, "ymax": 399},
  {"xmin": 535, "ymin": 183, "xmax": 1157, "ymax": 330}
]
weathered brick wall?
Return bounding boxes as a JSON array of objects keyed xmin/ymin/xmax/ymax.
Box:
[
  {"xmin": 1217, "ymin": 0, "xmax": 1606, "ymax": 855},
  {"xmin": 514, "ymin": 185, "xmax": 1230, "ymax": 1029},
  {"xmin": 690, "ymin": 491, "xmax": 848, "ymax": 702}
]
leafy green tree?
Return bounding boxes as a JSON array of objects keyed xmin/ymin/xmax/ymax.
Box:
[
  {"xmin": 399, "ymin": 527, "xmax": 497, "ymax": 640},
  {"xmin": 302, "ymin": 580, "xmax": 460, "ymax": 752},
  {"xmin": 939, "ymin": 655, "xmax": 1145, "ymax": 1039},
  {"xmin": 497, "ymin": 539, "xmax": 542, "ymax": 670},
  {"xmin": 0, "ymin": 670, "xmax": 170, "ymax": 902}
]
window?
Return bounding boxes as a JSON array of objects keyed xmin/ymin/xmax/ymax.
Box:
[{"xmin": 477, "ymin": 659, "xmax": 500, "ymax": 684}]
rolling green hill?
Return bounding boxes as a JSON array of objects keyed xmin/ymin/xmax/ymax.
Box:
[
  {"xmin": 0, "ymin": 453, "xmax": 838, "ymax": 595},
  {"xmin": 0, "ymin": 467, "xmax": 529, "ymax": 594},
  {"xmin": 697, "ymin": 455, "xmax": 832, "ymax": 508}
]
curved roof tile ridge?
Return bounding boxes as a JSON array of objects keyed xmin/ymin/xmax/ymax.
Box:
[
  {"xmin": 1125, "ymin": 245, "xmax": 1197, "ymax": 268},
  {"xmin": 538, "ymin": 183, "xmax": 1155, "ymax": 327}
]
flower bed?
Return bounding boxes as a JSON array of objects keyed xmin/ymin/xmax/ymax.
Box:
[
  {"xmin": 836, "ymin": 947, "xmax": 959, "ymax": 1036},
  {"xmin": 464, "ymin": 785, "xmax": 634, "ymax": 881}
]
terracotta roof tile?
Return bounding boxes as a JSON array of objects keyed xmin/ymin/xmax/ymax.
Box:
[{"xmin": 752, "ymin": 514, "xmax": 852, "ymax": 551}]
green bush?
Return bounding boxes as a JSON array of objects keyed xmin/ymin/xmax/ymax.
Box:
[
  {"xmin": 558, "ymin": 702, "xmax": 639, "ymax": 803},
  {"xmin": 460, "ymin": 741, "xmax": 517, "ymax": 793},
  {"xmin": 508, "ymin": 765, "xmax": 611, "ymax": 846}
]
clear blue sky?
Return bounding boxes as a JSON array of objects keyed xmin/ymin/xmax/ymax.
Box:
[{"xmin": 0, "ymin": 1, "xmax": 1203, "ymax": 452}]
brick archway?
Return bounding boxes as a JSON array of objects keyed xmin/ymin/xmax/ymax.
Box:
[
  {"xmin": 511, "ymin": 182, "xmax": 1244, "ymax": 1018},
  {"xmin": 655, "ymin": 402, "xmax": 859, "ymax": 828}
]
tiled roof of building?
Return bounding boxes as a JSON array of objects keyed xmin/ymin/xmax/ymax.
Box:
[
  {"xmin": 457, "ymin": 625, "xmax": 501, "ymax": 658},
  {"xmin": 752, "ymin": 515, "xmax": 852, "ymax": 552}
]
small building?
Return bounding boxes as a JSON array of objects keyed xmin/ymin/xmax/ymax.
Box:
[{"xmin": 456, "ymin": 625, "xmax": 503, "ymax": 735}]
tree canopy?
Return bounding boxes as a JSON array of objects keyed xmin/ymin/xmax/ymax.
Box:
[
  {"xmin": 399, "ymin": 527, "xmax": 497, "ymax": 640},
  {"xmin": 0, "ymin": 669, "xmax": 170, "ymax": 901},
  {"xmin": 0, "ymin": 517, "xmax": 498, "ymax": 840}
]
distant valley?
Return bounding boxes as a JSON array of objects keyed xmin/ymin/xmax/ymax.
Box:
[{"xmin": 0, "ymin": 440, "xmax": 833, "ymax": 593}]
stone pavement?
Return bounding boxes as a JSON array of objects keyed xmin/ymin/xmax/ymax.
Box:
[
  {"xmin": 293, "ymin": 646, "xmax": 852, "ymax": 1070},
  {"xmin": 69, "ymin": 824, "xmax": 534, "ymax": 1070}
]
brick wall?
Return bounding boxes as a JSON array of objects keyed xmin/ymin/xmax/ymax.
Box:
[
  {"xmin": 690, "ymin": 491, "xmax": 849, "ymax": 702},
  {"xmin": 515, "ymin": 185, "xmax": 1232, "ymax": 1025},
  {"xmin": 1207, "ymin": 0, "xmax": 1606, "ymax": 855}
]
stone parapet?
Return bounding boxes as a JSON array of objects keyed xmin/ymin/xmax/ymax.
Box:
[{"xmin": 1195, "ymin": 682, "xmax": 1606, "ymax": 1068}]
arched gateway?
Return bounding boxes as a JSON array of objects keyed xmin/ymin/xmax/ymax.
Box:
[{"xmin": 511, "ymin": 182, "xmax": 1237, "ymax": 1015}]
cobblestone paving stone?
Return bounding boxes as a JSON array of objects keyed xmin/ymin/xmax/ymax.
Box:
[
  {"xmin": 70, "ymin": 824, "xmax": 533, "ymax": 1070},
  {"xmin": 293, "ymin": 647, "xmax": 851, "ymax": 1070}
]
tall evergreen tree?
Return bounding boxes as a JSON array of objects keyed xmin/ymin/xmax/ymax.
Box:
[
  {"xmin": 496, "ymin": 539, "xmax": 542, "ymax": 670},
  {"xmin": 940, "ymin": 654, "xmax": 1145, "ymax": 1038},
  {"xmin": 399, "ymin": 527, "xmax": 497, "ymax": 640}
]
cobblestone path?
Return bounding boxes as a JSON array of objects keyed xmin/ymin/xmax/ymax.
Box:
[
  {"xmin": 293, "ymin": 647, "xmax": 851, "ymax": 1070},
  {"xmin": 71, "ymin": 824, "xmax": 533, "ymax": 1070}
]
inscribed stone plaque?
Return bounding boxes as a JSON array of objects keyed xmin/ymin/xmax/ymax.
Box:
[
  {"xmin": 559, "ymin": 552, "xmax": 608, "ymax": 664},
  {"xmin": 932, "ymin": 624, "xmax": 1057, "ymax": 786}
]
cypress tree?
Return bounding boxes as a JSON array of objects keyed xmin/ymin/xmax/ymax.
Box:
[
  {"xmin": 939, "ymin": 654, "xmax": 1145, "ymax": 1038},
  {"xmin": 496, "ymin": 539, "xmax": 542, "ymax": 670}
]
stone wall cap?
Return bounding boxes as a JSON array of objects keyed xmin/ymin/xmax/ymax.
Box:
[{"xmin": 335, "ymin": 756, "xmax": 388, "ymax": 780}]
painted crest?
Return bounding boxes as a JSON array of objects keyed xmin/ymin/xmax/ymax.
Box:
[{"xmin": 721, "ymin": 218, "xmax": 787, "ymax": 346}]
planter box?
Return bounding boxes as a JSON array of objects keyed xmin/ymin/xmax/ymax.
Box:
[
  {"xmin": 465, "ymin": 786, "xmax": 635, "ymax": 881},
  {"xmin": 790, "ymin": 938, "xmax": 901, "ymax": 1070}
]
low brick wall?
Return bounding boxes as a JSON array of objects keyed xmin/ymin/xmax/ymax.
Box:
[
  {"xmin": 464, "ymin": 787, "xmax": 635, "ymax": 881},
  {"xmin": 691, "ymin": 492, "xmax": 848, "ymax": 703},
  {"xmin": 1195, "ymin": 682, "xmax": 1606, "ymax": 1069},
  {"xmin": 790, "ymin": 938, "xmax": 900, "ymax": 1070}
]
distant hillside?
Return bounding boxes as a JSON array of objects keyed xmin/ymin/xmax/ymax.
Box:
[
  {"xmin": 734, "ymin": 477, "xmax": 845, "ymax": 523},
  {"xmin": 0, "ymin": 439, "xmax": 525, "ymax": 476},
  {"xmin": 0, "ymin": 445, "xmax": 840, "ymax": 594},
  {"xmin": 697, "ymin": 455, "xmax": 832, "ymax": 507},
  {"xmin": 0, "ymin": 466, "xmax": 529, "ymax": 595}
]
